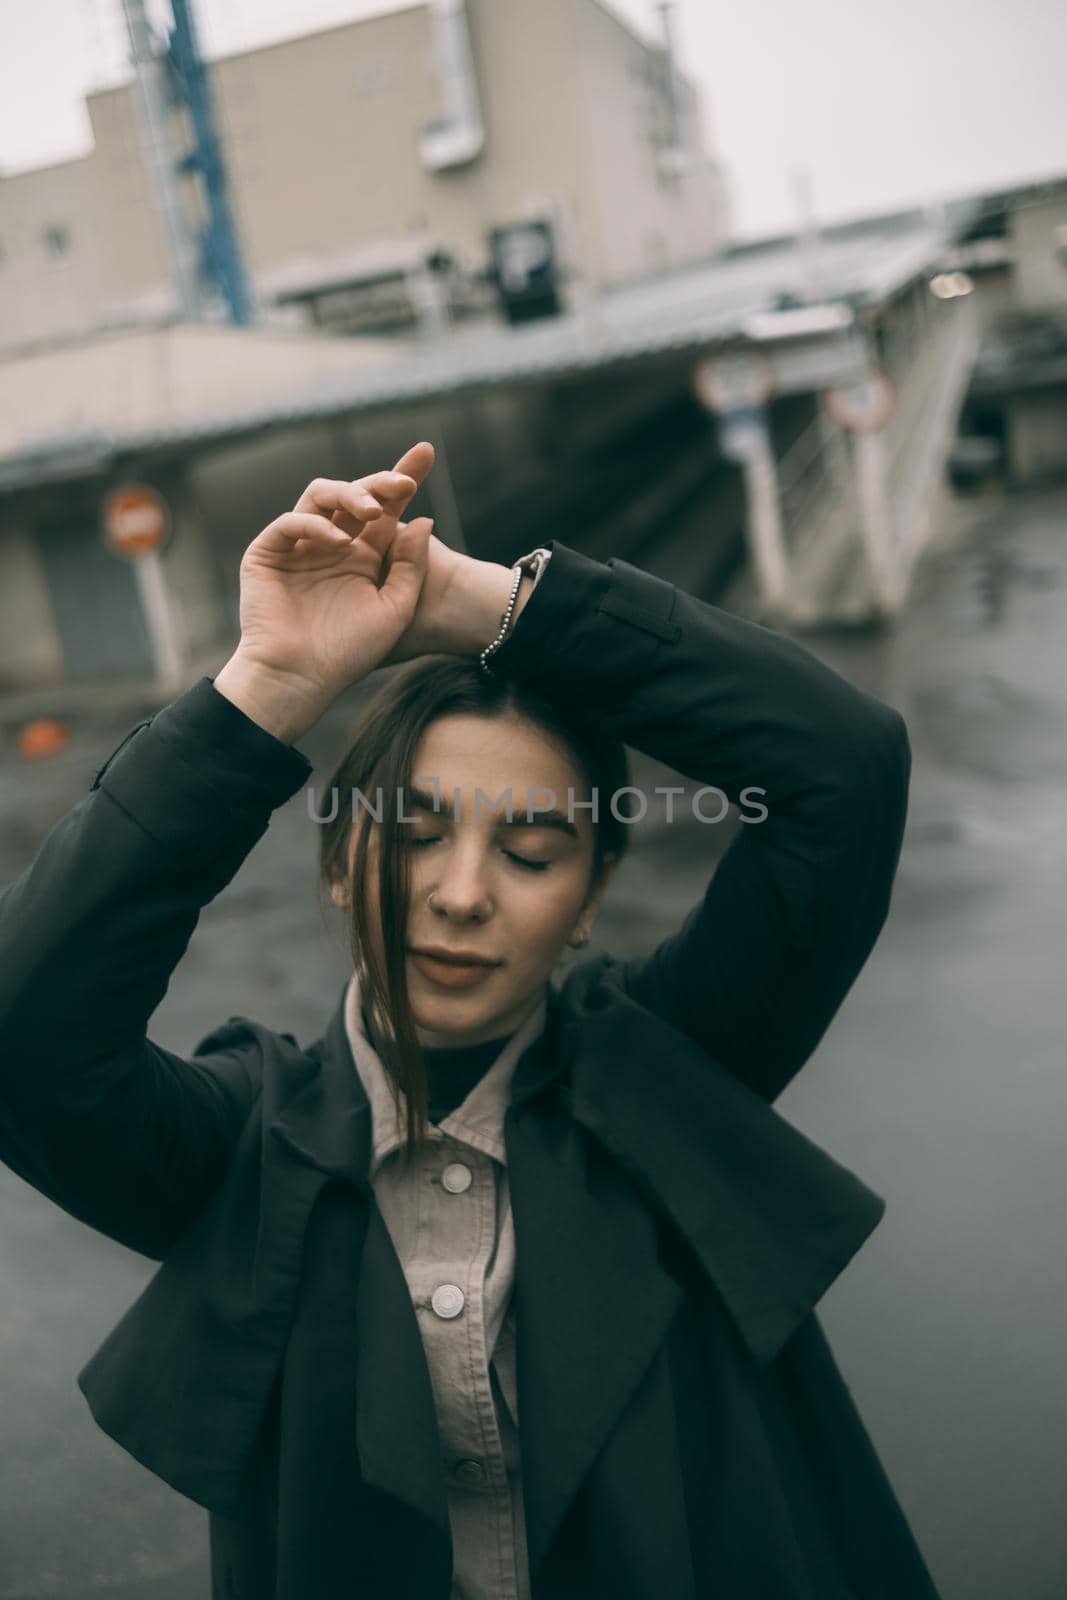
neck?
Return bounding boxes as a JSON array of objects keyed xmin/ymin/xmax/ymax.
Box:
[
  {"xmin": 413, "ymin": 984, "xmax": 548, "ymax": 1049},
  {"xmin": 361, "ymin": 983, "xmax": 549, "ymax": 1053}
]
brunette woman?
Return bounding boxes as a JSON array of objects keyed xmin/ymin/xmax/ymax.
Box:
[{"xmin": 0, "ymin": 441, "xmax": 940, "ymax": 1599}]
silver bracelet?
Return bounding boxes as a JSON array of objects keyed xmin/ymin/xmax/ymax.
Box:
[{"xmin": 479, "ymin": 547, "xmax": 552, "ymax": 679}]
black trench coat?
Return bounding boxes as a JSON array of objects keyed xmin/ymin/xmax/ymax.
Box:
[{"xmin": 0, "ymin": 539, "xmax": 941, "ymax": 1600}]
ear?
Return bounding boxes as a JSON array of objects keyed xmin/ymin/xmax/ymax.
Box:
[{"xmin": 570, "ymin": 852, "xmax": 619, "ymax": 945}]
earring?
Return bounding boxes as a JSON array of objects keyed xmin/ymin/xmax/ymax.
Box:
[{"xmin": 570, "ymin": 931, "xmax": 590, "ymax": 948}]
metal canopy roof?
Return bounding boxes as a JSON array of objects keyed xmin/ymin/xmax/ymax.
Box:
[{"xmin": 0, "ymin": 200, "xmax": 980, "ymax": 493}]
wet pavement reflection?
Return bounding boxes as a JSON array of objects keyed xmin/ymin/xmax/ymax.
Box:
[{"xmin": 778, "ymin": 488, "xmax": 1067, "ymax": 1600}]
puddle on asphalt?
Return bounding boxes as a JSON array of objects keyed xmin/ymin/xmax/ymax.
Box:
[
  {"xmin": 911, "ymin": 672, "xmax": 1067, "ymax": 783},
  {"xmin": 971, "ymin": 545, "xmax": 1059, "ymax": 625},
  {"xmin": 928, "ymin": 505, "xmax": 1062, "ymax": 617}
]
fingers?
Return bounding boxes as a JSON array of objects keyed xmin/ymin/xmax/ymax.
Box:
[
  {"xmin": 293, "ymin": 473, "xmax": 415, "ymax": 521},
  {"xmin": 360, "ymin": 469, "xmax": 421, "ymax": 506},
  {"xmin": 253, "ymin": 511, "xmax": 353, "ymax": 556},
  {"xmin": 295, "ymin": 445, "xmax": 434, "ymax": 542},
  {"xmin": 359, "ymin": 455, "xmax": 431, "ymax": 525},
  {"xmin": 392, "ymin": 441, "xmax": 436, "ymax": 489},
  {"xmin": 380, "ymin": 516, "xmax": 434, "ymax": 608}
]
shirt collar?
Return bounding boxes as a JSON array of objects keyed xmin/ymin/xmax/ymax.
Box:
[{"xmin": 343, "ymin": 968, "xmax": 548, "ymax": 1179}]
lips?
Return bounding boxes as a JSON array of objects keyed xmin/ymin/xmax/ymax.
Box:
[
  {"xmin": 410, "ymin": 948, "xmax": 499, "ymax": 968},
  {"xmin": 409, "ymin": 948, "xmax": 501, "ymax": 990}
]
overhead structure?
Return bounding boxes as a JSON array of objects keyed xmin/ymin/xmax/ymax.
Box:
[
  {"xmin": 120, "ymin": 0, "xmax": 200, "ymax": 320},
  {"xmin": 120, "ymin": 0, "xmax": 253, "ymax": 325},
  {"xmin": 166, "ymin": 0, "xmax": 253, "ymax": 324}
]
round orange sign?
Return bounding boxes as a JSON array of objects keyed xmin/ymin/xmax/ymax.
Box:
[{"xmin": 101, "ymin": 484, "xmax": 171, "ymax": 557}]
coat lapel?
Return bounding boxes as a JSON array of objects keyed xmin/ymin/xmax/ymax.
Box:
[
  {"xmin": 504, "ymin": 1081, "xmax": 686, "ymax": 1578},
  {"xmin": 556, "ymin": 957, "xmax": 887, "ymax": 1367},
  {"xmin": 268, "ymin": 989, "xmax": 451, "ymax": 1539}
]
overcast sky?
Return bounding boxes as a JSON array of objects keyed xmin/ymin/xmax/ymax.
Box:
[{"xmin": 1, "ymin": 0, "xmax": 1065, "ymax": 238}]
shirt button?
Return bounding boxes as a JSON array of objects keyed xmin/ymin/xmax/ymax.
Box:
[
  {"xmin": 441, "ymin": 1162, "xmax": 473, "ymax": 1193},
  {"xmin": 452, "ymin": 1458, "xmax": 485, "ymax": 1486},
  {"xmin": 431, "ymin": 1283, "xmax": 465, "ymax": 1319}
]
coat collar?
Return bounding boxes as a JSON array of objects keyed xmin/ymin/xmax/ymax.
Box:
[
  {"xmin": 266, "ymin": 956, "xmax": 885, "ymax": 1577},
  {"xmin": 266, "ymin": 973, "xmax": 570, "ymax": 1187}
]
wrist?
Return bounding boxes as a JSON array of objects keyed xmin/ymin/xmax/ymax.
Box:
[
  {"xmin": 438, "ymin": 558, "xmax": 537, "ymax": 657},
  {"xmin": 212, "ymin": 651, "xmax": 331, "ymax": 746}
]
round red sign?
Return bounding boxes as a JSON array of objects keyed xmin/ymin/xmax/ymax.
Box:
[{"xmin": 101, "ymin": 484, "xmax": 171, "ymax": 557}]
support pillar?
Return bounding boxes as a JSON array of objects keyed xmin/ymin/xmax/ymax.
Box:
[
  {"xmin": 736, "ymin": 421, "xmax": 790, "ymax": 617},
  {"xmin": 692, "ymin": 351, "xmax": 789, "ymax": 619},
  {"xmin": 134, "ymin": 550, "xmax": 186, "ymax": 693},
  {"xmin": 853, "ymin": 430, "xmax": 898, "ymax": 613}
]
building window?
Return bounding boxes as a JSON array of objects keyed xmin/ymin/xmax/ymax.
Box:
[{"xmin": 44, "ymin": 224, "xmax": 70, "ymax": 257}]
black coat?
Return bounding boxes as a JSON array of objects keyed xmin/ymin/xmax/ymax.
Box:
[{"xmin": 0, "ymin": 539, "xmax": 940, "ymax": 1600}]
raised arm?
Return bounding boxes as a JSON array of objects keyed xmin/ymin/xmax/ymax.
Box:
[
  {"xmin": 485, "ymin": 540, "xmax": 911, "ymax": 1103},
  {"xmin": 0, "ymin": 685, "xmax": 313, "ymax": 1256},
  {"xmin": 0, "ymin": 450, "xmax": 438, "ymax": 1257}
]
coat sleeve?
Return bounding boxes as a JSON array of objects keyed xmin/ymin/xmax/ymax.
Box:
[
  {"xmin": 0, "ymin": 678, "xmax": 314, "ymax": 1258},
  {"xmin": 489, "ymin": 539, "xmax": 911, "ymax": 1103}
]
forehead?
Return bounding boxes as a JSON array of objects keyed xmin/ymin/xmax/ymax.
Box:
[{"xmin": 412, "ymin": 712, "xmax": 589, "ymax": 793}]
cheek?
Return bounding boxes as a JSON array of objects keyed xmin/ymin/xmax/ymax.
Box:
[{"xmin": 509, "ymin": 871, "xmax": 588, "ymax": 946}]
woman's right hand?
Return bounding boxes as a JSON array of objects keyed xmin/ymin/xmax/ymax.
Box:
[{"xmin": 213, "ymin": 449, "xmax": 436, "ymax": 743}]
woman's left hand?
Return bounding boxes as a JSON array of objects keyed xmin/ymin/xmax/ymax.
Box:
[
  {"xmin": 351, "ymin": 444, "xmax": 513, "ymax": 666},
  {"xmin": 331, "ymin": 441, "xmax": 523, "ymax": 667}
]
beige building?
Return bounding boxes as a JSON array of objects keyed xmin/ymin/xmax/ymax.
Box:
[
  {"xmin": 948, "ymin": 175, "xmax": 1067, "ymax": 485},
  {"xmin": 0, "ymin": 0, "xmax": 728, "ymax": 353}
]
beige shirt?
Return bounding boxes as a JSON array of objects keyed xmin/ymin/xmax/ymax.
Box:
[{"xmin": 343, "ymin": 970, "xmax": 547, "ymax": 1600}]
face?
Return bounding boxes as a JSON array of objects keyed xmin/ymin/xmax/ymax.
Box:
[{"xmin": 332, "ymin": 712, "xmax": 616, "ymax": 1047}]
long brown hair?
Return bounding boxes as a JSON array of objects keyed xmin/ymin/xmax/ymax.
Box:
[{"xmin": 316, "ymin": 656, "xmax": 632, "ymax": 1160}]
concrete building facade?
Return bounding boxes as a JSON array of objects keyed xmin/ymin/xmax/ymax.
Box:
[{"xmin": 0, "ymin": 0, "xmax": 728, "ymax": 353}]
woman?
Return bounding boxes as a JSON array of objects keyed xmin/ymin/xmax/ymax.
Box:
[{"xmin": 0, "ymin": 441, "xmax": 940, "ymax": 1599}]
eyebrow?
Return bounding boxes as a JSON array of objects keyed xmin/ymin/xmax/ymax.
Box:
[{"xmin": 405, "ymin": 785, "xmax": 580, "ymax": 839}]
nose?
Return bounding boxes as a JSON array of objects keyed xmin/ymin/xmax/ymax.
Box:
[{"xmin": 426, "ymin": 842, "xmax": 493, "ymax": 922}]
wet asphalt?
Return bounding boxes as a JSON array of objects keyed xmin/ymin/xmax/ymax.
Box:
[{"xmin": 0, "ymin": 484, "xmax": 1065, "ymax": 1598}]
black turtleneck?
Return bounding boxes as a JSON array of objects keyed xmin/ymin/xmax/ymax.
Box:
[{"xmin": 361, "ymin": 1005, "xmax": 516, "ymax": 1125}]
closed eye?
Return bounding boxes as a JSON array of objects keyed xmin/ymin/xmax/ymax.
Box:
[{"xmin": 402, "ymin": 835, "xmax": 551, "ymax": 872}]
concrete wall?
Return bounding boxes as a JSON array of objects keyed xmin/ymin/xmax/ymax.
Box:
[
  {"xmin": 0, "ymin": 0, "xmax": 726, "ymax": 352},
  {"xmin": 1006, "ymin": 387, "xmax": 1067, "ymax": 481},
  {"xmin": 0, "ymin": 158, "xmax": 111, "ymax": 352},
  {"xmin": 1011, "ymin": 195, "xmax": 1067, "ymax": 310},
  {"xmin": 203, "ymin": 5, "xmax": 447, "ymax": 289},
  {"xmin": 460, "ymin": 0, "xmax": 588, "ymax": 274},
  {"xmin": 84, "ymin": 82, "xmax": 173, "ymax": 316},
  {"xmin": 969, "ymin": 265, "xmax": 1016, "ymax": 336},
  {"xmin": 567, "ymin": 0, "xmax": 726, "ymax": 283},
  {"xmin": 0, "ymin": 522, "xmax": 64, "ymax": 689}
]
